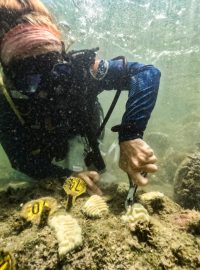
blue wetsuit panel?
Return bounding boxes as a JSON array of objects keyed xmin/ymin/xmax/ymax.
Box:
[{"xmin": 97, "ymin": 60, "xmax": 161, "ymax": 142}]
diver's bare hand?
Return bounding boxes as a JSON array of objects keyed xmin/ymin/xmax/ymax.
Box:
[
  {"xmin": 73, "ymin": 170, "xmax": 102, "ymax": 195},
  {"xmin": 119, "ymin": 138, "xmax": 158, "ymax": 186}
]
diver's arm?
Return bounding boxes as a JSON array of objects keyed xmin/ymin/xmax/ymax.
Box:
[
  {"xmin": 91, "ymin": 59, "xmax": 161, "ymax": 140},
  {"xmin": 91, "ymin": 59, "xmax": 161, "ymax": 185}
]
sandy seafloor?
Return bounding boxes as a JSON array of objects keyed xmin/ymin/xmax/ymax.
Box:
[{"xmin": 0, "ymin": 176, "xmax": 199, "ymax": 270}]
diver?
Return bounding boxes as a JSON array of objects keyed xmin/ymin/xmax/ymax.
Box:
[{"xmin": 0, "ymin": 0, "xmax": 161, "ymax": 195}]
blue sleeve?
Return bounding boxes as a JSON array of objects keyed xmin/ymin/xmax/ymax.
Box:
[{"xmin": 94, "ymin": 59, "xmax": 161, "ymax": 142}]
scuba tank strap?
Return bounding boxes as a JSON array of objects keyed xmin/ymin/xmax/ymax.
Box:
[
  {"xmin": 0, "ymin": 74, "xmax": 25, "ymax": 125},
  {"xmin": 83, "ymin": 55, "xmax": 128, "ymax": 172},
  {"xmin": 96, "ymin": 55, "xmax": 128, "ymax": 138}
]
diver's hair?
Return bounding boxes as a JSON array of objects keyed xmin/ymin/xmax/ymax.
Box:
[
  {"xmin": 0, "ymin": 0, "xmax": 61, "ymax": 38},
  {"xmin": 0, "ymin": 0, "xmax": 51, "ymax": 17}
]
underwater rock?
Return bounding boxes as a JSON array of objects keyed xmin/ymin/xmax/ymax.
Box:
[
  {"xmin": 48, "ymin": 213, "xmax": 82, "ymax": 256},
  {"xmin": 139, "ymin": 191, "xmax": 165, "ymax": 214},
  {"xmin": 138, "ymin": 191, "xmax": 180, "ymax": 214},
  {"xmin": 20, "ymin": 197, "xmax": 59, "ymax": 226},
  {"xmin": 174, "ymin": 152, "xmax": 200, "ymax": 210},
  {"xmin": 121, "ymin": 203, "xmax": 150, "ymax": 231},
  {"xmin": 128, "ymin": 261, "xmax": 151, "ymax": 270},
  {"xmin": 81, "ymin": 195, "xmax": 109, "ymax": 218},
  {"xmin": 170, "ymin": 209, "xmax": 200, "ymax": 235}
]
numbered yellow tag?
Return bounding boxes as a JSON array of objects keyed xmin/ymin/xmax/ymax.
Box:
[
  {"xmin": 63, "ymin": 177, "xmax": 86, "ymax": 209},
  {"xmin": 20, "ymin": 197, "xmax": 58, "ymax": 225},
  {"xmin": 0, "ymin": 251, "xmax": 14, "ymax": 270},
  {"xmin": 63, "ymin": 177, "xmax": 86, "ymax": 197},
  {"xmin": 26, "ymin": 199, "xmax": 49, "ymax": 220}
]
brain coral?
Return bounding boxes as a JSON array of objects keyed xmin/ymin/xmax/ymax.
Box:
[
  {"xmin": 82, "ymin": 195, "xmax": 109, "ymax": 218},
  {"xmin": 48, "ymin": 213, "xmax": 82, "ymax": 256},
  {"xmin": 121, "ymin": 203, "xmax": 150, "ymax": 231}
]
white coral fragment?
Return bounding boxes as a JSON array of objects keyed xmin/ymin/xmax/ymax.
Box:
[
  {"xmin": 121, "ymin": 203, "xmax": 150, "ymax": 231},
  {"xmin": 48, "ymin": 214, "xmax": 82, "ymax": 256},
  {"xmin": 82, "ymin": 195, "xmax": 109, "ymax": 218}
]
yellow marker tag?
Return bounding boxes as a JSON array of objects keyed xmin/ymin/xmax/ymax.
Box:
[
  {"xmin": 20, "ymin": 197, "xmax": 58, "ymax": 225},
  {"xmin": 0, "ymin": 251, "xmax": 13, "ymax": 270},
  {"xmin": 24, "ymin": 199, "xmax": 49, "ymax": 222},
  {"xmin": 63, "ymin": 177, "xmax": 86, "ymax": 197},
  {"xmin": 63, "ymin": 177, "xmax": 86, "ymax": 208}
]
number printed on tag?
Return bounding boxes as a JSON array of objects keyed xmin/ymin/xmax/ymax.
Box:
[
  {"xmin": 63, "ymin": 177, "xmax": 86, "ymax": 197},
  {"xmin": 27, "ymin": 200, "xmax": 49, "ymax": 218},
  {"xmin": 20, "ymin": 197, "xmax": 58, "ymax": 225}
]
